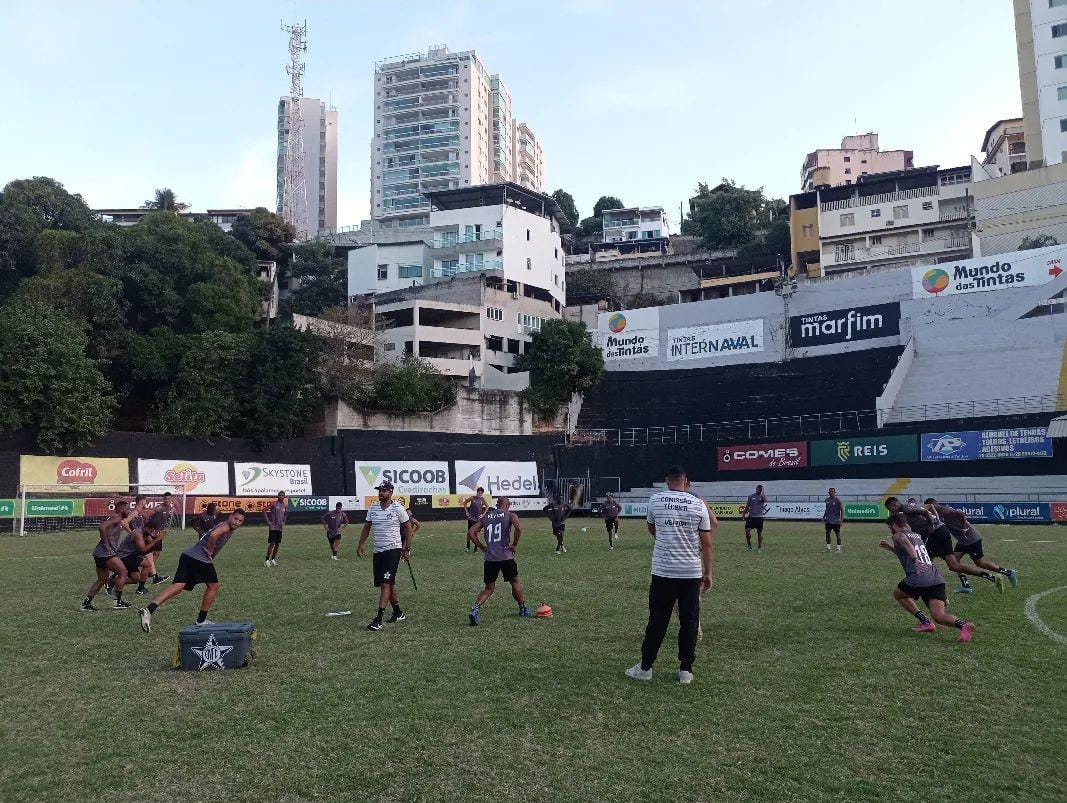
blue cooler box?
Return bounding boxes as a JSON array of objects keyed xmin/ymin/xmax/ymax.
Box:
[{"xmin": 174, "ymin": 621, "xmax": 256, "ymax": 670}]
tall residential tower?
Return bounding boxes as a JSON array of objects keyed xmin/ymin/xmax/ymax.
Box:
[{"xmin": 276, "ymin": 96, "xmax": 338, "ymax": 236}]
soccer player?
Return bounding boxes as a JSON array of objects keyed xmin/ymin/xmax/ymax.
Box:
[
  {"xmin": 462, "ymin": 487, "xmax": 488, "ymax": 552},
  {"xmin": 82, "ymin": 502, "xmax": 133, "ymax": 611},
  {"xmin": 543, "ymin": 496, "xmax": 572, "ymax": 554},
  {"xmin": 140, "ymin": 492, "xmax": 174, "ymax": 587},
  {"xmin": 191, "ymin": 502, "xmax": 220, "ymax": 536},
  {"xmin": 263, "ymin": 491, "xmax": 287, "ymax": 567},
  {"xmin": 357, "ymin": 481, "xmax": 414, "ymax": 631},
  {"xmin": 823, "ymin": 487, "xmax": 843, "ymax": 552},
  {"xmin": 115, "ymin": 520, "xmax": 164, "ymax": 597},
  {"xmin": 139, "ymin": 509, "xmax": 247, "ymax": 633},
  {"xmin": 925, "ymin": 498, "xmax": 1018, "ymax": 594},
  {"xmin": 885, "ymin": 497, "xmax": 1003, "ymax": 592},
  {"xmin": 322, "ymin": 502, "xmax": 349, "ymax": 560},
  {"xmin": 467, "ymin": 496, "xmax": 531, "ymax": 624},
  {"xmin": 602, "ymin": 493, "xmax": 621, "ymax": 549},
  {"xmin": 626, "ymin": 465, "xmax": 715, "ymax": 685},
  {"xmin": 742, "ymin": 484, "xmax": 768, "ymax": 552},
  {"xmin": 880, "ymin": 511, "xmax": 975, "ymax": 642}
]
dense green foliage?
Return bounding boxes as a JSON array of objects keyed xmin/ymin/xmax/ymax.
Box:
[
  {"xmin": 287, "ymin": 239, "xmax": 348, "ymax": 316},
  {"xmin": 577, "ymin": 194, "xmax": 625, "ymax": 239},
  {"xmin": 518, "ymin": 319, "xmax": 604, "ymax": 420},
  {"xmin": 365, "ymin": 357, "xmax": 457, "ymax": 413},
  {"xmin": 1018, "ymin": 233, "xmax": 1058, "ymax": 250},
  {"xmin": 550, "ymin": 189, "xmax": 580, "ymax": 232},
  {"xmin": 683, "ymin": 180, "xmax": 788, "ymax": 259}
]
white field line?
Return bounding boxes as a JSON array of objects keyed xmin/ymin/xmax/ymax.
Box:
[{"xmin": 1023, "ymin": 586, "xmax": 1067, "ymax": 647}]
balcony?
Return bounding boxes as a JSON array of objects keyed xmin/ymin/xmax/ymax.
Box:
[
  {"xmin": 602, "ymin": 218, "xmax": 639, "ymax": 229},
  {"xmin": 824, "ymin": 235, "xmax": 970, "ymax": 266},
  {"xmin": 821, "ymin": 185, "xmax": 940, "ymax": 212},
  {"xmin": 432, "ymin": 228, "xmax": 503, "ymax": 248},
  {"xmin": 938, "ymin": 208, "xmax": 972, "ymax": 222},
  {"xmin": 429, "ymin": 259, "xmax": 504, "ymax": 278}
]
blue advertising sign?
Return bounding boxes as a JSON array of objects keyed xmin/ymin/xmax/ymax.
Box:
[
  {"xmin": 921, "ymin": 428, "xmax": 1053, "ymax": 462},
  {"xmin": 942, "ymin": 501, "xmax": 1051, "ymax": 523}
]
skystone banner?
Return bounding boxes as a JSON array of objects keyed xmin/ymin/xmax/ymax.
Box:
[{"xmin": 233, "ymin": 463, "xmax": 313, "ymax": 495}]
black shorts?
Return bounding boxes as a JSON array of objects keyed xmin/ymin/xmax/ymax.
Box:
[
  {"xmin": 824, "ymin": 522, "xmax": 841, "ymax": 535},
  {"xmin": 897, "ymin": 580, "xmax": 947, "ymax": 604},
  {"xmin": 924, "ymin": 526, "xmax": 953, "ymax": 559},
  {"xmin": 326, "ymin": 532, "xmax": 342, "ymax": 543},
  {"xmin": 483, "ymin": 559, "xmax": 519, "ymax": 584},
  {"xmin": 605, "ymin": 517, "xmax": 619, "ymax": 530},
  {"xmin": 552, "ymin": 524, "xmax": 566, "ymax": 537},
  {"xmin": 953, "ymin": 538, "xmax": 984, "ymax": 560},
  {"xmin": 93, "ymin": 555, "xmax": 115, "ymax": 569},
  {"xmin": 745, "ymin": 517, "xmax": 764, "ymax": 532},
  {"xmin": 373, "ymin": 548, "xmax": 402, "ymax": 587},
  {"xmin": 121, "ymin": 554, "xmax": 143, "ymax": 574},
  {"xmin": 267, "ymin": 530, "xmax": 284, "ymax": 544},
  {"xmin": 173, "ymin": 553, "xmax": 218, "ymax": 589}
]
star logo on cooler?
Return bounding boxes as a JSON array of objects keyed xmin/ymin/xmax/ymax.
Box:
[
  {"xmin": 191, "ymin": 634, "xmax": 233, "ymax": 671},
  {"xmin": 458, "ymin": 466, "xmax": 486, "ymax": 492}
]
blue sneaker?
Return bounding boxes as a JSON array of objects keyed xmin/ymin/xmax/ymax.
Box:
[
  {"xmin": 518, "ymin": 605, "xmax": 532, "ymax": 617},
  {"xmin": 1007, "ymin": 569, "xmax": 1018, "ymax": 589},
  {"xmin": 745, "ymin": 544, "xmax": 753, "ymax": 552},
  {"xmin": 469, "ymin": 608, "xmax": 480, "ymax": 626},
  {"xmin": 955, "ymin": 585, "xmax": 973, "ymax": 594}
]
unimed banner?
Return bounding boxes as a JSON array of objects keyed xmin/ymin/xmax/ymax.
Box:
[
  {"xmin": 920, "ymin": 429, "xmax": 1053, "ymax": 462},
  {"xmin": 911, "ymin": 244, "xmax": 1064, "ymax": 299},
  {"xmin": 845, "ymin": 502, "xmax": 884, "ymax": 520},
  {"xmin": 717, "ymin": 442, "xmax": 807, "ymax": 471},
  {"xmin": 20, "ymin": 455, "xmax": 129, "ymax": 489},
  {"xmin": 354, "ymin": 461, "xmax": 450, "ymax": 499},
  {"xmin": 810, "ymin": 435, "xmax": 917, "ymax": 466},
  {"xmin": 454, "ymin": 461, "xmax": 540, "ymax": 496},
  {"xmin": 137, "ymin": 459, "xmax": 229, "ymax": 494},
  {"xmin": 790, "ymin": 302, "xmax": 900, "ymax": 348},
  {"xmin": 233, "ymin": 462, "xmax": 312, "ymax": 495}
]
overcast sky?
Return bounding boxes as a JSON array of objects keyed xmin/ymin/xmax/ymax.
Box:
[{"xmin": 2, "ymin": 0, "xmax": 1020, "ymax": 230}]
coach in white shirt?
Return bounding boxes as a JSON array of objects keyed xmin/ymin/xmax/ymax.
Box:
[
  {"xmin": 626, "ymin": 465, "xmax": 716, "ymax": 685},
  {"xmin": 358, "ymin": 480, "xmax": 413, "ymax": 632}
]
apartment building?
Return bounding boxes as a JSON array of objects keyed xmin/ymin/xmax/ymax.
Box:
[
  {"xmin": 601, "ymin": 207, "xmax": 670, "ymax": 243},
  {"xmin": 980, "ymin": 118, "xmax": 1028, "ymax": 176},
  {"xmin": 371, "ymin": 46, "xmax": 547, "ymax": 229},
  {"xmin": 512, "ymin": 120, "xmax": 545, "ymax": 192},
  {"xmin": 1015, "ymin": 0, "xmax": 1067, "ymax": 167},
  {"xmin": 276, "ymin": 97, "xmax": 338, "ymax": 236},
  {"xmin": 800, "ymin": 133, "xmax": 915, "ymax": 191},
  {"xmin": 94, "ymin": 208, "xmax": 254, "ymax": 232},
  {"xmin": 791, "ymin": 165, "xmax": 973, "ymax": 276}
]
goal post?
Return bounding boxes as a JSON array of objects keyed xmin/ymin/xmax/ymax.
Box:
[{"xmin": 14, "ymin": 483, "xmax": 188, "ymax": 536}]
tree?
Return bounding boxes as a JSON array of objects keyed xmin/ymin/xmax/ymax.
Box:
[
  {"xmin": 565, "ymin": 268, "xmax": 618, "ymax": 306},
  {"xmin": 367, "ymin": 357, "xmax": 457, "ymax": 413},
  {"xmin": 154, "ymin": 331, "xmax": 252, "ymax": 437},
  {"xmin": 576, "ymin": 195, "xmax": 625, "ymax": 240},
  {"xmin": 1019, "ymin": 233, "xmax": 1058, "ymax": 250},
  {"xmin": 287, "ymin": 239, "xmax": 347, "ymax": 315},
  {"xmin": 551, "ymin": 189, "xmax": 579, "ymax": 232},
  {"xmin": 683, "ymin": 180, "xmax": 772, "ymax": 250},
  {"xmin": 141, "ymin": 188, "xmax": 189, "ymax": 212},
  {"xmin": 517, "ymin": 319, "xmax": 604, "ymax": 420},
  {"xmin": 0, "ymin": 301, "xmax": 115, "ymax": 451},
  {"xmin": 13, "ymin": 268, "xmax": 128, "ymax": 359},
  {"xmin": 593, "ymin": 196, "xmax": 624, "ymax": 217},
  {"xmin": 312, "ymin": 306, "xmax": 379, "ymax": 409},
  {"xmin": 230, "ymin": 207, "xmax": 296, "ymax": 269},
  {"xmin": 236, "ymin": 327, "xmax": 322, "ymax": 446}
]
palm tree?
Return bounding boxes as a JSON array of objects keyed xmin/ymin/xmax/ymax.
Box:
[{"xmin": 141, "ymin": 188, "xmax": 189, "ymax": 212}]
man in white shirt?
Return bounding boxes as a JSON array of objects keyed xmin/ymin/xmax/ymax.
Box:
[
  {"xmin": 358, "ymin": 481, "xmax": 414, "ymax": 631},
  {"xmin": 626, "ymin": 465, "xmax": 716, "ymax": 685}
]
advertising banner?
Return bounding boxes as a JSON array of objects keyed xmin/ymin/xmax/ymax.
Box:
[
  {"xmin": 921, "ymin": 429, "xmax": 1053, "ymax": 462},
  {"xmin": 621, "ymin": 502, "xmax": 648, "ymax": 517},
  {"xmin": 0, "ymin": 499, "xmax": 14, "ymax": 518},
  {"xmin": 233, "ymin": 463, "xmax": 312, "ymax": 496},
  {"xmin": 431, "ymin": 493, "xmax": 492, "ymax": 510},
  {"xmin": 25, "ymin": 499, "xmax": 84, "ymax": 517},
  {"xmin": 353, "ymin": 461, "xmax": 450, "ymax": 499},
  {"xmin": 328, "ymin": 496, "xmax": 359, "ymax": 511},
  {"xmin": 597, "ymin": 307, "xmax": 659, "ymax": 361},
  {"xmin": 911, "ymin": 244, "xmax": 1065, "ymax": 299},
  {"xmin": 20, "ymin": 455, "xmax": 129, "ymax": 489},
  {"xmin": 453, "ymin": 461, "xmax": 540, "ymax": 496},
  {"xmin": 1052, "ymin": 502, "xmax": 1067, "ymax": 522},
  {"xmin": 941, "ymin": 501, "xmax": 1050, "ymax": 523},
  {"xmin": 84, "ymin": 496, "xmax": 194, "ymax": 518},
  {"xmin": 362, "ymin": 494, "xmax": 411, "ymax": 511},
  {"xmin": 709, "ymin": 502, "xmax": 745, "ymax": 519},
  {"xmin": 286, "ymin": 496, "xmax": 330, "ymax": 513},
  {"xmin": 810, "ymin": 435, "xmax": 917, "ymax": 466},
  {"xmin": 194, "ymin": 497, "xmax": 277, "ymax": 515},
  {"xmin": 707, "ymin": 501, "xmax": 822, "ymax": 520},
  {"xmin": 506, "ymin": 497, "xmax": 549, "ymax": 512},
  {"xmin": 717, "ymin": 441, "xmax": 807, "ymax": 471},
  {"xmin": 845, "ymin": 502, "xmax": 885, "ymax": 520},
  {"xmin": 790, "ymin": 302, "xmax": 900, "ymax": 348},
  {"xmin": 666, "ymin": 319, "xmax": 763, "ymax": 362},
  {"xmin": 136, "ymin": 459, "xmax": 229, "ymax": 494}
]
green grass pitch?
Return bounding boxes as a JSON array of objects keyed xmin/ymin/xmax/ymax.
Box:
[{"xmin": 1, "ymin": 518, "xmax": 1064, "ymax": 801}]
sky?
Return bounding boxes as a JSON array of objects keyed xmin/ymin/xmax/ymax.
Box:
[{"xmin": 2, "ymin": 0, "xmax": 1021, "ymax": 231}]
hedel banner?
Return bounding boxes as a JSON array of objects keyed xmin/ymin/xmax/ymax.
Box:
[
  {"xmin": 453, "ymin": 461, "xmax": 540, "ymax": 496},
  {"xmin": 233, "ymin": 462, "xmax": 312, "ymax": 495},
  {"xmin": 666, "ymin": 318, "xmax": 763, "ymax": 362},
  {"xmin": 810, "ymin": 435, "xmax": 917, "ymax": 466},
  {"xmin": 911, "ymin": 244, "xmax": 1065, "ymax": 299},
  {"xmin": 353, "ymin": 461, "xmax": 450, "ymax": 499},
  {"xmin": 717, "ymin": 441, "xmax": 807, "ymax": 471},
  {"xmin": 136, "ymin": 459, "xmax": 229, "ymax": 494},
  {"xmin": 20, "ymin": 455, "xmax": 129, "ymax": 489},
  {"xmin": 790, "ymin": 302, "xmax": 900, "ymax": 348}
]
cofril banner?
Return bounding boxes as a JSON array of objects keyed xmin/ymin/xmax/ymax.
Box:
[
  {"xmin": 136, "ymin": 459, "xmax": 229, "ymax": 494},
  {"xmin": 911, "ymin": 244, "xmax": 1065, "ymax": 299},
  {"xmin": 20, "ymin": 455, "xmax": 129, "ymax": 489},
  {"xmin": 454, "ymin": 461, "xmax": 540, "ymax": 496},
  {"xmin": 354, "ymin": 461, "xmax": 450, "ymax": 499},
  {"xmin": 233, "ymin": 462, "xmax": 313, "ymax": 495},
  {"xmin": 596, "ymin": 307, "xmax": 659, "ymax": 361},
  {"xmin": 666, "ymin": 318, "xmax": 764, "ymax": 362}
]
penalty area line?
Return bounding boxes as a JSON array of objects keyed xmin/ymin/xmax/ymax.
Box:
[{"xmin": 1023, "ymin": 585, "xmax": 1067, "ymax": 647}]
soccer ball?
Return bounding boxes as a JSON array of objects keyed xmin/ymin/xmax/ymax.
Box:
[{"xmin": 581, "ymin": 527, "xmax": 587, "ymax": 533}]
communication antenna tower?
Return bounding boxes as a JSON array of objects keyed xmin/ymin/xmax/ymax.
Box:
[{"xmin": 281, "ymin": 19, "xmax": 309, "ymax": 239}]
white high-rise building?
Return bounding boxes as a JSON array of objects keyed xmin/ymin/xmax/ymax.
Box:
[
  {"xmin": 512, "ymin": 120, "xmax": 545, "ymax": 192},
  {"xmin": 371, "ymin": 46, "xmax": 546, "ymax": 229},
  {"xmin": 276, "ymin": 96, "xmax": 338, "ymax": 236}
]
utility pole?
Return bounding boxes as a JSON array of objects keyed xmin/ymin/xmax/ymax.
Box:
[
  {"xmin": 774, "ymin": 254, "xmax": 797, "ymax": 363},
  {"xmin": 281, "ymin": 20, "xmax": 309, "ymax": 240}
]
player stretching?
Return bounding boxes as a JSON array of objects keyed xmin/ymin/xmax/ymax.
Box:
[
  {"xmin": 823, "ymin": 487, "xmax": 843, "ymax": 552},
  {"xmin": 602, "ymin": 493, "xmax": 621, "ymax": 549},
  {"xmin": 358, "ymin": 481, "xmax": 414, "ymax": 631},
  {"xmin": 462, "ymin": 487, "xmax": 488, "ymax": 552},
  {"xmin": 264, "ymin": 491, "xmax": 287, "ymax": 566},
  {"xmin": 880, "ymin": 512, "xmax": 975, "ymax": 642},
  {"xmin": 115, "ymin": 521, "xmax": 164, "ymax": 597},
  {"xmin": 467, "ymin": 497, "xmax": 531, "ymax": 624},
  {"xmin": 322, "ymin": 502, "xmax": 349, "ymax": 560},
  {"xmin": 82, "ymin": 502, "xmax": 133, "ymax": 611},
  {"xmin": 192, "ymin": 502, "xmax": 220, "ymax": 536},
  {"xmin": 543, "ymin": 496, "xmax": 573, "ymax": 554},
  {"xmin": 743, "ymin": 484, "xmax": 768, "ymax": 552},
  {"xmin": 925, "ymin": 499, "xmax": 1018, "ymax": 594},
  {"xmin": 139, "ymin": 510, "xmax": 246, "ymax": 633}
]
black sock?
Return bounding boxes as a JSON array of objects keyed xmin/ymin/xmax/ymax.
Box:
[
  {"xmin": 958, "ymin": 574, "xmax": 971, "ymax": 587},
  {"xmin": 953, "ymin": 618, "xmax": 967, "ymax": 629},
  {"xmin": 391, "ymin": 602, "xmax": 402, "ymax": 615},
  {"xmin": 913, "ymin": 610, "xmax": 931, "ymax": 624},
  {"xmin": 147, "ymin": 602, "xmax": 159, "ymax": 613},
  {"xmin": 197, "ymin": 610, "xmax": 208, "ymax": 624},
  {"xmin": 153, "ymin": 574, "xmax": 163, "ymax": 581},
  {"xmin": 996, "ymin": 567, "xmax": 1010, "ymax": 575},
  {"xmin": 83, "ymin": 596, "xmax": 92, "ymax": 606},
  {"xmin": 376, "ymin": 607, "xmax": 385, "ymax": 622},
  {"xmin": 114, "ymin": 591, "xmax": 123, "ymax": 603},
  {"xmin": 137, "ymin": 582, "xmax": 146, "ymax": 591},
  {"xmin": 980, "ymin": 572, "xmax": 996, "ymax": 582}
]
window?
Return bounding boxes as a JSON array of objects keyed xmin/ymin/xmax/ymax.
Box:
[
  {"xmin": 526, "ymin": 258, "xmax": 532, "ymax": 270},
  {"xmin": 383, "ymin": 342, "xmax": 396, "ymax": 352},
  {"xmin": 844, "ymin": 168, "xmax": 851, "ymax": 175},
  {"xmin": 554, "ymin": 248, "xmax": 558, "ymax": 259},
  {"xmin": 870, "ymin": 235, "xmax": 883, "ymax": 246},
  {"xmin": 840, "ymin": 213, "xmax": 855, "ymax": 226},
  {"xmin": 1057, "ymin": 54, "xmax": 1067, "ymax": 69},
  {"xmin": 861, "ymin": 159, "xmax": 867, "ymax": 164},
  {"xmin": 844, "ymin": 179, "xmax": 852, "ymax": 185},
  {"xmin": 843, "ymin": 156, "xmax": 851, "ymax": 163},
  {"xmin": 834, "ymin": 243, "xmax": 855, "ymax": 262},
  {"xmin": 506, "ymin": 338, "xmax": 520, "ymax": 355},
  {"xmin": 526, "ymin": 229, "xmax": 531, "ymax": 241},
  {"xmin": 377, "ymin": 264, "xmax": 388, "ymax": 280},
  {"xmin": 893, "ymin": 205, "xmax": 909, "ymax": 220},
  {"xmin": 486, "ymin": 306, "xmax": 504, "ymax": 321},
  {"xmin": 801, "ymin": 224, "xmax": 815, "ymax": 238},
  {"xmin": 1054, "ymin": 22, "xmax": 1067, "ymax": 37},
  {"xmin": 398, "ymin": 264, "xmax": 422, "ymax": 279},
  {"xmin": 922, "ymin": 228, "xmax": 936, "ymax": 240},
  {"xmin": 486, "ymin": 335, "xmax": 503, "ymax": 351},
  {"xmin": 1061, "ymin": 118, "xmax": 1067, "ymax": 133},
  {"xmin": 922, "ymin": 201, "xmax": 933, "ymax": 211},
  {"xmin": 870, "ymin": 208, "xmax": 881, "ymax": 218},
  {"xmin": 1054, "ymin": 0, "xmax": 1067, "ymax": 8}
]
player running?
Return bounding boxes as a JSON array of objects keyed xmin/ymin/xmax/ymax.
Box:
[
  {"xmin": 467, "ymin": 497, "xmax": 532, "ymax": 625},
  {"xmin": 602, "ymin": 493, "xmax": 621, "ymax": 549},
  {"xmin": 139, "ymin": 492, "xmax": 174, "ymax": 589},
  {"xmin": 138, "ymin": 509, "xmax": 247, "ymax": 633},
  {"xmin": 880, "ymin": 511, "xmax": 975, "ymax": 642},
  {"xmin": 823, "ymin": 487, "xmax": 843, "ymax": 552},
  {"xmin": 191, "ymin": 502, "xmax": 220, "ymax": 536},
  {"xmin": 463, "ymin": 487, "xmax": 488, "ymax": 553},
  {"xmin": 321, "ymin": 502, "xmax": 350, "ymax": 560},
  {"xmin": 264, "ymin": 491, "xmax": 287, "ymax": 567},
  {"xmin": 115, "ymin": 520, "xmax": 164, "ymax": 597},
  {"xmin": 742, "ymin": 484, "xmax": 768, "ymax": 552},
  {"xmin": 924, "ymin": 498, "xmax": 1018, "ymax": 594},
  {"xmin": 357, "ymin": 481, "xmax": 414, "ymax": 631},
  {"xmin": 82, "ymin": 502, "xmax": 133, "ymax": 611},
  {"xmin": 543, "ymin": 496, "xmax": 573, "ymax": 554}
]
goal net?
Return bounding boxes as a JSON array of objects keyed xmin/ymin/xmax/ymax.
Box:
[{"xmin": 14, "ymin": 483, "xmax": 187, "ymax": 536}]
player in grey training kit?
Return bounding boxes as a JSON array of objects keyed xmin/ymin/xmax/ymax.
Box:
[
  {"xmin": 82, "ymin": 501, "xmax": 133, "ymax": 612},
  {"xmin": 321, "ymin": 502, "xmax": 350, "ymax": 560},
  {"xmin": 743, "ymin": 484, "xmax": 768, "ymax": 552},
  {"xmin": 823, "ymin": 487, "xmax": 843, "ymax": 552},
  {"xmin": 627, "ymin": 465, "xmax": 716, "ymax": 685},
  {"xmin": 924, "ymin": 499, "xmax": 1018, "ymax": 594},
  {"xmin": 466, "ymin": 497, "xmax": 532, "ymax": 624},
  {"xmin": 601, "ymin": 493, "xmax": 622, "ymax": 549},
  {"xmin": 358, "ymin": 481, "xmax": 414, "ymax": 631},
  {"xmin": 263, "ymin": 491, "xmax": 287, "ymax": 566},
  {"xmin": 543, "ymin": 497, "xmax": 573, "ymax": 554}
]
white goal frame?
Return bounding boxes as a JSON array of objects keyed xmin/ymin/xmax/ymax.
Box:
[{"xmin": 15, "ymin": 483, "xmax": 188, "ymax": 536}]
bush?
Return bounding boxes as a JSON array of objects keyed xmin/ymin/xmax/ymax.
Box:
[{"xmin": 365, "ymin": 357, "xmax": 457, "ymax": 413}]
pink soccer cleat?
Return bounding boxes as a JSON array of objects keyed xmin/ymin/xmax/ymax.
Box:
[
  {"xmin": 957, "ymin": 622, "xmax": 975, "ymax": 643},
  {"xmin": 913, "ymin": 621, "xmax": 936, "ymax": 634}
]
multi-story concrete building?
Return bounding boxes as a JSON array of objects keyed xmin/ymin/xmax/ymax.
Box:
[
  {"xmin": 800, "ymin": 133, "xmax": 915, "ymax": 191},
  {"xmin": 276, "ymin": 96, "xmax": 338, "ymax": 236},
  {"xmin": 980, "ymin": 118, "xmax": 1028, "ymax": 176},
  {"xmin": 94, "ymin": 208, "xmax": 254, "ymax": 232},
  {"xmin": 512, "ymin": 120, "xmax": 545, "ymax": 191},
  {"xmin": 371, "ymin": 46, "xmax": 546, "ymax": 229},
  {"xmin": 601, "ymin": 207, "xmax": 670, "ymax": 243},
  {"xmin": 1014, "ymin": 0, "xmax": 1067, "ymax": 167},
  {"xmin": 791, "ymin": 165, "xmax": 973, "ymax": 276}
]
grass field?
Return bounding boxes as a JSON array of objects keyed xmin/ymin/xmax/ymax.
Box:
[{"xmin": 1, "ymin": 517, "xmax": 1065, "ymax": 802}]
